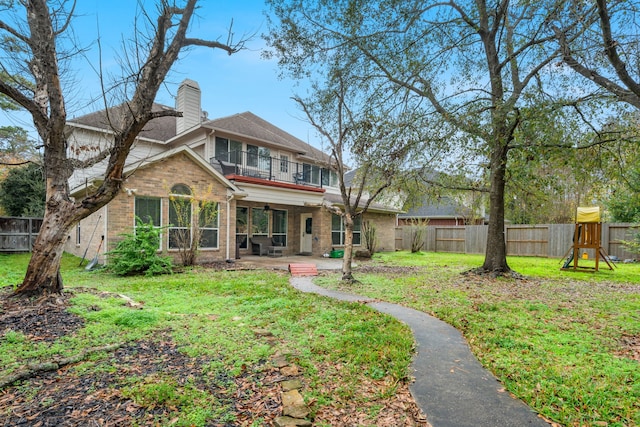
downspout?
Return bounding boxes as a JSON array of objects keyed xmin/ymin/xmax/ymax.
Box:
[
  {"xmin": 102, "ymin": 205, "xmax": 108, "ymax": 264},
  {"xmin": 226, "ymin": 189, "xmax": 233, "ymax": 261}
]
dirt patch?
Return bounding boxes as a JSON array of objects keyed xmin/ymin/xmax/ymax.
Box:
[
  {"xmin": 0, "ymin": 286, "xmax": 84, "ymax": 342},
  {"xmin": 617, "ymin": 334, "xmax": 640, "ymax": 362},
  {"xmin": 0, "ymin": 287, "xmax": 427, "ymax": 426}
]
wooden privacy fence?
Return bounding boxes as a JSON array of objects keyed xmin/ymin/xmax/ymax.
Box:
[
  {"xmin": 0, "ymin": 217, "xmax": 43, "ymax": 252},
  {"xmin": 395, "ymin": 223, "xmax": 637, "ymax": 259}
]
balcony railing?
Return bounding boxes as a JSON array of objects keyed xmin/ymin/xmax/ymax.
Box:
[{"xmin": 211, "ymin": 150, "xmax": 332, "ymax": 188}]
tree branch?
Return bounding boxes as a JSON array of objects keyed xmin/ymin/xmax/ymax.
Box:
[
  {"xmin": 0, "ymin": 342, "xmax": 124, "ymax": 390},
  {"xmin": 553, "ymin": 23, "xmax": 640, "ymax": 109},
  {"xmin": 597, "ymin": 0, "xmax": 640, "ymax": 97}
]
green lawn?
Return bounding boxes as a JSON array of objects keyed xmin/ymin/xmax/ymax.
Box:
[
  {"xmin": 0, "ymin": 253, "xmax": 415, "ymax": 426},
  {"xmin": 2, "ymin": 251, "xmax": 638, "ymax": 426},
  {"xmin": 316, "ymin": 251, "xmax": 640, "ymax": 427}
]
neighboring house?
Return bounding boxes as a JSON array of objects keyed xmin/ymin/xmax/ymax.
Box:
[
  {"xmin": 64, "ymin": 79, "xmax": 400, "ymax": 264},
  {"xmin": 397, "ymin": 196, "xmax": 484, "ymax": 226}
]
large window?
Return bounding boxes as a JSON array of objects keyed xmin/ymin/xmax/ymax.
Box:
[
  {"xmin": 198, "ymin": 201, "xmax": 219, "ymax": 249},
  {"xmin": 169, "ymin": 185, "xmax": 192, "ymax": 250},
  {"xmin": 135, "ymin": 196, "xmax": 162, "ymax": 249},
  {"xmin": 251, "ymin": 208, "xmax": 269, "ymax": 236},
  {"xmin": 272, "ymin": 209, "xmax": 287, "ymax": 246},
  {"xmin": 135, "ymin": 197, "xmax": 161, "ymax": 226},
  {"xmin": 247, "ymin": 144, "xmax": 271, "ymax": 171},
  {"xmin": 321, "ymin": 168, "xmax": 339, "ymax": 187},
  {"xmin": 331, "ymin": 214, "xmax": 361, "ymax": 246},
  {"xmin": 168, "ymin": 185, "xmax": 219, "ymax": 250},
  {"xmin": 302, "ymin": 163, "xmax": 321, "ymax": 185},
  {"xmin": 215, "ymin": 137, "xmax": 242, "ymax": 163}
]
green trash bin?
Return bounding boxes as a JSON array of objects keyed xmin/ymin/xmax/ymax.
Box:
[{"xmin": 330, "ymin": 249, "xmax": 344, "ymax": 258}]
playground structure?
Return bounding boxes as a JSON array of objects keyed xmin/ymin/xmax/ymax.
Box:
[{"xmin": 561, "ymin": 207, "xmax": 614, "ymax": 272}]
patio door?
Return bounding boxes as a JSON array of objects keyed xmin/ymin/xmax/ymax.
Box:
[{"xmin": 300, "ymin": 213, "xmax": 313, "ymax": 254}]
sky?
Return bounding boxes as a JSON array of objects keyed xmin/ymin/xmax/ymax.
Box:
[{"xmin": 0, "ymin": 0, "xmax": 320, "ymax": 149}]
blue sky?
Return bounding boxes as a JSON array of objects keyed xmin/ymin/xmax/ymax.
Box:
[{"xmin": 0, "ymin": 0, "xmax": 320, "ymax": 149}]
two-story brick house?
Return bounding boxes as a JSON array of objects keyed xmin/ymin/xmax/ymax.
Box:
[{"xmin": 64, "ymin": 79, "xmax": 399, "ymax": 264}]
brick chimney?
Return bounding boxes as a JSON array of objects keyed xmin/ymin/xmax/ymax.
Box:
[{"xmin": 176, "ymin": 79, "xmax": 201, "ymax": 134}]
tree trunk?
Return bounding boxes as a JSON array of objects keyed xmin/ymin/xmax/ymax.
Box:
[
  {"xmin": 341, "ymin": 214, "xmax": 355, "ymax": 282},
  {"xmin": 14, "ymin": 210, "xmax": 75, "ymax": 297},
  {"xmin": 482, "ymin": 145, "xmax": 510, "ymax": 273}
]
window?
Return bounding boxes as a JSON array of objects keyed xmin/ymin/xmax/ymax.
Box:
[
  {"xmin": 76, "ymin": 222, "xmax": 81, "ymax": 245},
  {"xmin": 280, "ymin": 155, "xmax": 289, "ymax": 173},
  {"xmin": 135, "ymin": 197, "xmax": 161, "ymax": 226},
  {"xmin": 215, "ymin": 137, "xmax": 242, "ymax": 163},
  {"xmin": 198, "ymin": 201, "xmax": 219, "ymax": 249},
  {"xmin": 251, "ymin": 208, "xmax": 269, "ymax": 236},
  {"xmin": 302, "ymin": 163, "xmax": 321, "ymax": 185},
  {"xmin": 331, "ymin": 214, "xmax": 361, "ymax": 246},
  {"xmin": 135, "ymin": 196, "xmax": 162, "ymax": 249},
  {"xmin": 246, "ymin": 145, "xmax": 258, "ymax": 168},
  {"xmin": 321, "ymin": 168, "xmax": 339, "ymax": 187},
  {"xmin": 272, "ymin": 209, "xmax": 287, "ymax": 246},
  {"xmin": 247, "ymin": 144, "xmax": 271, "ymax": 171},
  {"xmin": 169, "ymin": 184, "xmax": 192, "ymax": 250},
  {"xmin": 236, "ymin": 207, "xmax": 248, "ymax": 249}
]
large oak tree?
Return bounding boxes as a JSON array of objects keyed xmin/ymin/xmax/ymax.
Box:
[
  {"xmin": 0, "ymin": 0, "xmax": 243, "ymax": 297},
  {"xmin": 266, "ymin": 0, "xmax": 591, "ymax": 274}
]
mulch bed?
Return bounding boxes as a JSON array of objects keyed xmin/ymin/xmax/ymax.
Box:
[{"xmin": 0, "ymin": 287, "xmax": 429, "ymax": 426}]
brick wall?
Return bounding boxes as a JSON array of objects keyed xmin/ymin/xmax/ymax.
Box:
[
  {"xmin": 66, "ymin": 152, "xmax": 234, "ymax": 265},
  {"xmin": 363, "ymin": 212, "xmax": 396, "ymax": 252}
]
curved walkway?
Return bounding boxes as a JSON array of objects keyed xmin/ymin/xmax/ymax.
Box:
[{"xmin": 290, "ymin": 276, "xmax": 551, "ymax": 427}]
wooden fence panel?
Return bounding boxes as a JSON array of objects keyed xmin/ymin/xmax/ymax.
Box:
[
  {"xmin": 506, "ymin": 225, "xmax": 549, "ymax": 257},
  {"xmin": 548, "ymin": 224, "xmax": 573, "ymax": 258},
  {"xmin": 465, "ymin": 225, "xmax": 487, "ymax": 254},
  {"xmin": 434, "ymin": 227, "xmax": 465, "ymax": 253},
  {"xmin": 0, "ymin": 217, "xmax": 42, "ymax": 252},
  {"xmin": 395, "ymin": 223, "xmax": 637, "ymax": 259},
  {"xmin": 606, "ymin": 223, "xmax": 636, "ymax": 260}
]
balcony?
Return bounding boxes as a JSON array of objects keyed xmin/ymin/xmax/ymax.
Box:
[{"xmin": 211, "ymin": 151, "xmax": 335, "ymax": 189}]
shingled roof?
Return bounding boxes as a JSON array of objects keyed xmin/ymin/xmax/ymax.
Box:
[
  {"xmin": 203, "ymin": 111, "xmax": 330, "ymax": 163},
  {"xmin": 398, "ymin": 196, "xmax": 472, "ymax": 219},
  {"xmin": 69, "ymin": 103, "xmax": 177, "ymax": 142},
  {"xmin": 70, "ymin": 107, "xmax": 331, "ymax": 165}
]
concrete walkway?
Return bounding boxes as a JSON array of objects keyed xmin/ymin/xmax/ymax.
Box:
[{"xmin": 290, "ymin": 276, "xmax": 551, "ymax": 427}]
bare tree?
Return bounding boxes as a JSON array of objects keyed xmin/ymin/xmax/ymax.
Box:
[
  {"xmin": 294, "ymin": 70, "xmax": 417, "ymax": 282},
  {"xmin": 0, "ymin": 0, "xmax": 244, "ymax": 298}
]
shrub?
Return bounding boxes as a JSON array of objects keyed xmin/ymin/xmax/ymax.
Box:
[
  {"xmin": 362, "ymin": 220, "xmax": 378, "ymax": 255},
  {"xmin": 410, "ymin": 219, "xmax": 426, "ymax": 253},
  {"xmin": 108, "ymin": 218, "xmax": 173, "ymax": 276}
]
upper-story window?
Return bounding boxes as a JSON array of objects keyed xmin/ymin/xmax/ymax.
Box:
[
  {"xmin": 247, "ymin": 144, "xmax": 271, "ymax": 171},
  {"xmin": 302, "ymin": 163, "xmax": 321, "ymax": 185},
  {"xmin": 280, "ymin": 154, "xmax": 289, "ymax": 173},
  {"xmin": 215, "ymin": 137, "xmax": 242, "ymax": 163},
  {"xmin": 321, "ymin": 168, "xmax": 339, "ymax": 187}
]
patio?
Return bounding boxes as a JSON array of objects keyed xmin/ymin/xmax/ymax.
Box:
[{"xmin": 233, "ymin": 254, "xmax": 346, "ymax": 272}]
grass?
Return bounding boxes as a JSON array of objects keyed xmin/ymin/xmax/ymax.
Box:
[
  {"xmin": 0, "ymin": 253, "xmax": 414, "ymax": 425},
  {"xmin": 316, "ymin": 251, "xmax": 640, "ymax": 427},
  {"xmin": 2, "ymin": 251, "xmax": 638, "ymax": 426}
]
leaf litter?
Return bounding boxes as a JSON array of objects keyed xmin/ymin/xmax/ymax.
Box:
[{"xmin": 0, "ymin": 287, "xmax": 428, "ymax": 426}]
